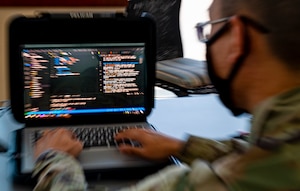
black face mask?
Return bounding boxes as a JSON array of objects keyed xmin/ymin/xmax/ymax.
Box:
[
  {"xmin": 206, "ymin": 45, "xmax": 247, "ymax": 116},
  {"xmin": 204, "ymin": 16, "xmax": 269, "ymax": 116}
]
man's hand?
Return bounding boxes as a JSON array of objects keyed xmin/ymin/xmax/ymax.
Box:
[
  {"xmin": 115, "ymin": 128, "xmax": 184, "ymax": 161},
  {"xmin": 34, "ymin": 128, "xmax": 83, "ymax": 159}
]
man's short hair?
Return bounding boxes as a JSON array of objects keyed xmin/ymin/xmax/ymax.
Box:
[{"xmin": 219, "ymin": 0, "xmax": 300, "ymax": 69}]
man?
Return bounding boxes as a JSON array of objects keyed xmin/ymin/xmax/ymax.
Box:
[{"xmin": 33, "ymin": 0, "xmax": 300, "ymax": 190}]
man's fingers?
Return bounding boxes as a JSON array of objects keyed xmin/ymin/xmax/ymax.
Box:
[{"xmin": 115, "ymin": 128, "xmax": 151, "ymax": 141}]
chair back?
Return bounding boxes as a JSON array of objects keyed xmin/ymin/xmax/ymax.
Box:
[{"xmin": 127, "ymin": 0, "xmax": 183, "ymax": 61}]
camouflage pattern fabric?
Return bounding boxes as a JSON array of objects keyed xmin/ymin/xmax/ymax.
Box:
[
  {"xmin": 33, "ymin": 150, "xmax": 87, "ymax": 191},
  {"xmin": 33, "ymin": 86, "xmax": 300, "ymax": 191},
  {"xmin": 212, "ymin": 86, "xmax": 300, "ymax": 191}
]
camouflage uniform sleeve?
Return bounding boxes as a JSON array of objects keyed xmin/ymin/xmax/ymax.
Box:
[
  {"xmin": 33, "ymin": 150, "xmax": 87, "ymax": 191},
  {"xmin": 116, "ymin": 135, "xmax": 236, "ymax": 191},
  {"xmin": 117, "ymin": 134, "xmax": 253, "ymax": 191},
  {"xmin": 119, "ymin": 160, "xmax": 228, "ymax": 191},
  {"xmin": 176, "ymin": 135, "xmax": 235, "ymax": 165}
]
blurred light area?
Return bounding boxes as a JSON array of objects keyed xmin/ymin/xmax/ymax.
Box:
[{"xmin": 180, "ymin": 0, "xmax": 212, "ymax": 61}]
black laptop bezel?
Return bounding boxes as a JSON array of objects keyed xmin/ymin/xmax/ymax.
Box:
[{"xmin": 9, "ymin": 13, "xmax": 156, "ymax": 127}]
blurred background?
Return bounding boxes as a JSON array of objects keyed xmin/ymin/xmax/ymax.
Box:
[{"xmin": 0, "ymin": 0, "xmax": 212, "ymax": 101}]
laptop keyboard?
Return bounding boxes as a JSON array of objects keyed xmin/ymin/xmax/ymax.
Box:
[{"xmin": 32, "ymin": 124, "xmax": 145, "ymax": 148}]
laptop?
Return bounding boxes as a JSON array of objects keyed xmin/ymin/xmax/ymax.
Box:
[{"xmin": 9, "ymin": 13, "xmax": 172, "ymax": 177}]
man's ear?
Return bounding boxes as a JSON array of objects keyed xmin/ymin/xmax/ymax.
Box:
[{"xmin": 226, "ymin": 16, "xmax": 246, "ymax": 64}]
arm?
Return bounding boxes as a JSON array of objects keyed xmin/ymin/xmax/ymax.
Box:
[
  {"xmin": 177, "ymin": 135, "xmax": 234, "ymax": 165},
  {"xmin": 33, "ymin": 128, "xmax": 87, "ymax": 191},
  {"xmin": 118, "ymin": 160, "xmax": 228, "ymax": 191},
  {"xmin": 116, "ymin": 129, "xmax": 249, "ymax": 191},
  {"xmin": 33, "ymin": 150, "xmax": 87, "ymax": 191},
  {"xmin": 115, "ymin": 128, "xmax": 185, "ymax": 161},
  {"xmin": 115, "ymin": 129, "xmax": 234, "ymax": 165},
  {"xmin": 33, "ymin": 128, "xmax": 232, "ymax": 191}
]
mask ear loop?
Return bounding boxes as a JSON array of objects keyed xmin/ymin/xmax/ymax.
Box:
[
  {"xmin": 228, "ymin": 19, "xmax": 250, "ymax": 115},
  {"xmin": 211, "ymin": 16, "xmax": 249, "ymax": 116},
  {"xmin": 226, "ymin": 16, "xmax": 250, "ymax": 83},
  {"xmin": 228, "ymin": 15, "xmax": 270, "ymax": 82}
]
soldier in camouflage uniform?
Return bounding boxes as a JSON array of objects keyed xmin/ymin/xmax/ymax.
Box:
[{"xmin": 33, "ymin": 0, "xmax": 300, "ymax": 190}]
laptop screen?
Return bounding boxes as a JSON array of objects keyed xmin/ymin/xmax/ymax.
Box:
[
  {"xmin": 9, "ymin": 15, "xmax": 156, "ymax": 126},
  {"xmin": 22, "ymin": 43, "xmax": 147, "ymax": 120}
]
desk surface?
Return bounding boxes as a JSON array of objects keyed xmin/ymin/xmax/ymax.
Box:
[
  {"xmin": 0, "ymin": 94, "xmax": 250, "ymax": 191},
  {"xmin": 149, "ymin": 94, "xmax": 250, "ymax": 140}
]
